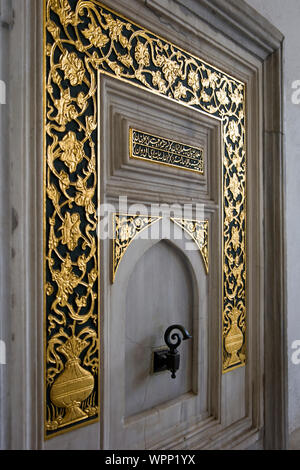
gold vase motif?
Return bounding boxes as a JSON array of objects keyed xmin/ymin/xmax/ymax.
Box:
[
  {"xmin": 50, "ymin": 335, "xmax": 94, "ymax": 426},
  {"xmin": 224, "ymin": 307, "xmax": 244, "ymax": 367}
]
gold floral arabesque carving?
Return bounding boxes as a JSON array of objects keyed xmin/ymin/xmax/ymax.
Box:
[
  {"xmin": 112, "ymin": 214, "xmax": 161, "ymax": 283},
  {"xmin": 113, "ymin": 217, "xmax": 209, "ymax": 281},
  {"xmin": 44, "ymin": 0, "xmax": 246, "ymax": 437},
  {"xmin": 171, "ymin": 219, "xmax": 209, "ymax": 273}
]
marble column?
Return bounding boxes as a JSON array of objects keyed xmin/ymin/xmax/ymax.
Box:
[{"xmin": 0, "ymin": 0, "xmax": 13, "ymax": 451}]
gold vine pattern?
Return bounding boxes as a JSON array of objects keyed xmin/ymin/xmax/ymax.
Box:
[
  {"xmin": 112, "ymin": 214, "xmax": 161, "ymax": 283},
  {"xmin": 171, "ymin": 219, "xmax": 209, "ymax": 274},
  {"xmin": 44, "ymin": 0, "xmax": 246, "ymax": 437}
]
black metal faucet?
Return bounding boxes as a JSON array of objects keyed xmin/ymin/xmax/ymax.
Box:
[{"xmin": 153, "ymin": 324, "xmax": 192, "ymax": 379}]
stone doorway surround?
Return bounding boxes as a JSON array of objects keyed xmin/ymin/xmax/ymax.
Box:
[{"xmin": 0, "ymin": 0, "xmax": 286, "ymax": 449}]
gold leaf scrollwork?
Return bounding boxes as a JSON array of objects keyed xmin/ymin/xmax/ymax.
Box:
[
  {"xmin": 112, "ymin": 214, "xmax": 161, "ymax": 283},
  {"xmin": 135, "ymin": 42, "xmax": 150, "ymax": 67},
  {"xmin": 60, "ymin": 213, "xmax": 82, "ymax": 251},
  {"xmin": 61, "ymin": 51, "xmax": 85, "ymax": 86},
  {"xmin": 129, "ymin": 128, "xmax": 204, "ymax": 174},
  {"xmin": 188, "ymin": 70, "xmax": 200, "ymax": 92},
  {"xmin": 171, "ymin": 219, "xmax": 209, "ymax": 274},
  {"xmin": 58, "ymin": 131, "xmax": 85, "ymax": 173},
  {"xmin": 82, "ymin": 23, "xmax": 109, "ymax": 48}
]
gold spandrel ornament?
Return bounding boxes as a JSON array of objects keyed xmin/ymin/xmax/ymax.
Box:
[
  {"xmin": 44, "ymin": 0, "xmax": 247, "ymax": 437},
  {"xmin": 171, "ymin": 219, "xmax": 209, "ymax": 274},
  {"xmin": 112, "ymin": 214, "xmax": 161, "ymax": 283}
]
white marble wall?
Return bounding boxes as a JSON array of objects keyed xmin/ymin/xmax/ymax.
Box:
[
  {"xmin": 125, "ymin": 240, "xmax": 193, "ymax": 417},
  {"xmin": 246, "ymin": 0, "xmax": 300, "ymax": 437}
]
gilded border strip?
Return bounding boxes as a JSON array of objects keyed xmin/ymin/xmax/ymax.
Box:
[{"xmin": 44, "ymin": 0, "xmax": 246, "ymax": 438}]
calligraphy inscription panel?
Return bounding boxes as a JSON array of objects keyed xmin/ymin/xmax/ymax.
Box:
[
  {"xmin": 129, "ymin": 128, "xmax": 204, "ymax": 173},
  {"xmin": 44, "ymin": 0, "xmax": 246, "ymax": 438}
]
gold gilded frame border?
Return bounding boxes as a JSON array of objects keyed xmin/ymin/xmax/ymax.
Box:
[{"xmin": 44, "ymin": 0, "xmax": 246, "ymax": 438}]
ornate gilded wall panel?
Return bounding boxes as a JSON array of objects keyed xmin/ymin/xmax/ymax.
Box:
[
  {"xmin": 44, "ymin": 0, "xmax": 246, "ymax": 437},
  {"xmin": 129, "ymin": 128, "xmax": 204, "ymax": 173},
  {"xmin": 112, "ymin": 214, "xmax": 161, "ymax": 282}
]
